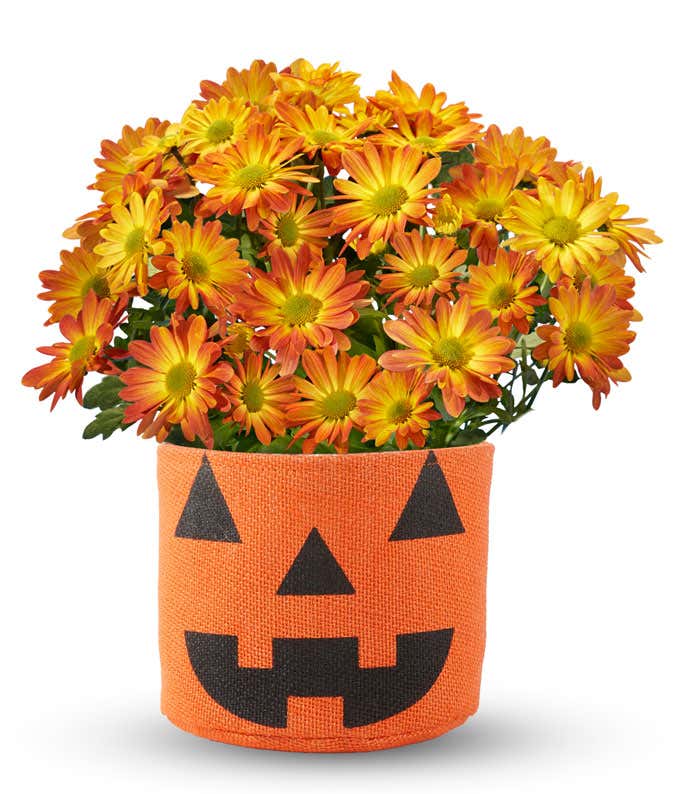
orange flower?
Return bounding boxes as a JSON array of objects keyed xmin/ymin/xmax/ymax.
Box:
[
  {"xmin": 120, "ymin": 314, "xmax": 232, "ymax": 445},
  {"xmin": 474, "ymin": 124, "xmax": 559, "ymax": 183},
  {"xmin": 258, "ymin": 196, "xmax": 332, "ymax": 263},
  {"xmin": 225, "ymin": 353, "xmax": 297, "ymax": 445},
  {"xmin": 377, "ymin": 230, "xmax": 465, "ymax": 309},
  {"xmin": 458, "ymin": 248, "xmax": 544, "ymax": 334},
  {"xmin": 22, "ymin": 292, "xmax": 124, "ymax": 408},
  {"xmin": 533, "ymin": 281, "xmax": 635, "ymax": 408},
  {"xmin": 199, "ymin": 60, "xmax": 278, "ymax": 111},
  {"xmin": 271, "ymin": 59, "xmax": 361, "ymax": 111},
  {"xmin": 443, "ymin": 165, "xmax": 517, "ymax": 254},
  {"xmin": 94, "ymin": 189, "xmax": 168, "ymax": 296},
  {"xmin": 555, "ymin": 256, "xmax": 641, "ymax": 319},
  {"xmin": 39, "ymin": 247, "xmax": 121, "ymax": 325},
  {"xmin": 274, "ymin": 101, "xmax": 367, "ymax": 173},
  {"xmin": 190, "ymin": 122, "xmax": 316, "ymax": 229},
  {"xmin": 179, "ymin": 96, "xmax": 254, "ymax": 157},
  {"xmin": 332, "ymin": 142, "xmax": 440, "ymax": 258},
  {"xmin": 369, "ymin": 72, "xmax": 480, "ymax": 130},
  {"xmin": 231, "ymin": 248, "xmax": 368, "ymax": 376},
  {"xmin": 149, "ymin": 219, "xmax": 249, "ymax": 312},
  {"xmin": 371, "ymin": 109, "xmax": 482, "ymax": 154},
  {"xmin": 358, "ymin": 370, "xmax": 440, "ymax": 449},
  {"xmin": 380, "ymin": 297, "xmax": 515, "ymax": 416},
  {"xmin": 501, "ymin": 177, "xmax": 619, "ymax": 280},
  {"xmin": 288, "ymin": 348, "xmax": 376, "ymax": 453},
  {"xmin": 431, "ymin": 193, "xmax": 464, "ymax": 236}
]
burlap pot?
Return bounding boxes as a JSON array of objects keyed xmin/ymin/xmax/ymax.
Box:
[{"xmin": 157, "ymin": 441, "xmax": 493, "ymax": 752}]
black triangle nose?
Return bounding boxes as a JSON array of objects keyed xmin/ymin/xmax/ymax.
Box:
[{"xmin": 277, "ymin": 528, "xmax": 355, "ymax": 595}]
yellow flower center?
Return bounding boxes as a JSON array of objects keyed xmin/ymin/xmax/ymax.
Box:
[
  {"xmin": 431, "ymin": 337, "xmax": 471, "ymax": 370},
  {"xmin": 205, "ymin": 118, "xmax": 234, "ymax": 144},
  {"xmin": 387, "ymin": 398, "xmax": 413, "ymax": 424},
  {"xmin": 544, "ymin": 215, "xmax": 581, "ymax": 245},
  {"xmin": 276, "ymin": 213, "xmax": 300, "ymax": 247},
  {"xmin": 320, "ymin": 389, "xmax": 357, "ymax": 419},
  {"xmin": 371, "ymin": 184, "xmax": 409, "ymax": 217},
  {"xmin": 125, "ymin": 227, "xmax": 146, "ymax": 256},
  {"xmin": 241, "ymin": 380, "xmax": 265, "ymax": 412},
  {"xmin": 165, "ymin": 361, "xmax": 197, "ymax": 399},
  {"xmin": 408, "ymin": 264, "xmax": 439, "ymax": 288},
  {"xmin": 69, "ymin": 335, "xmax": 96, "ymax": 362},
  {"xmin": 182, "ymin": 251, "xmax": 210, "ymax": 280},
  {"xmin": 281, "ymin": 293, "xmax": 322, "ymax": 326},
  {"xmin": 474, "ymin": 198, "xmax": 504, "ymax": 221},
  {"xmin": 488, "ymin": 282, "xmax": 516, "ymax": 310},
  {"xmin": 412, "ymin": 135, "xmax": 438, "ymax": 150},
  {"xmin": 563, "ymin": 321, "xmax": 593, "ymax": 354},
  {"xmin": 81, "ymin": 273, "xmax": 110, "ymax": 298},
  {"xmin": 234, "ymin": 164, "xmax": 270, "ymax": 190},
  {"xmin": 310, "ymin": 129, "xmax": 338, "ymax": 145}
]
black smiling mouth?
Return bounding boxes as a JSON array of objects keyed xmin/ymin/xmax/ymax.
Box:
[{"xmin": 185, "ymin": 628, "xmax": 453, "ymax": 728}]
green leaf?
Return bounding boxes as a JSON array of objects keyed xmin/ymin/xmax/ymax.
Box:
[
  {"xmin": 448, "ymin": 429, "xmax": 487, "ymax": 447},
  {"xmin": 82, "ymin": 407, "xmax": 127, "ymax": 440},
  {"xmin": 82, "ymin": 376, "xmax": 124, "ymax": 410}
]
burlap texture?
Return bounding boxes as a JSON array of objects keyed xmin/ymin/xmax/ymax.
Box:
[{"xmin": 158, "ymin": 442, "xmax": 493, "ymax": 752}]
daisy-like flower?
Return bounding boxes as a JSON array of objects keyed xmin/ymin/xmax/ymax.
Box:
[
  {"xmin": 258, "ymin": 196, "xmax": 332, "ymax": 263},
  {"xmin": 358, "ymin": 369, "xmax": 440, "ymax": 449},
  {"xmin": 91, "ymin": 118, "xmax": 171, "ymax": 205},
  {"xmin": 120, "ymin": 314, "xmax": 233, "ymax": 446},
  {"xmin": 377, "ymin": 230, "xmax": 465, "ymax": 309},
  {"xmin": 474, "ymin": 124, "xmax": 559, "ymax": 184},
  {"xmin": 179, "ymin": 96, "xmax": 254, "ymax": 157},
  {"xmin": 231, "ymin": 247, "xmax": 369, "ymax": 376},
  {"xmin": 94, "ymin": 190, "xmax": 168, "ymax": 296},
  {"xmin": 275, "ymin": 102, "xmax": 367, "ymax": 174},
  {"xmin": 288, "ymin": 348, "xmax": 376, "ymax": 453},
  {"xmin": 190, "ymin": 122, "xmax": 317, "ymax": 229},
  {"xmin": 443, "ymin": 165, "xmax": 517, "ymax": 254},
  {"xmin": 458, "ymin": 248, "xmax": 544, "ymax": 334},
  {"xmin": 372, "ymin": 109, "xmax": 482, "ymax": 154},
  {"xmin": 271, "ymin": 59, "xmax": 361, "ymax": 111},
  {"xmin": 22, "ymin": 291, "xmax": 124, "ymax": 408},
  {"xmin": 149, "ymin": 219, "xmax": 249, "ymax": 312},
  {"xmin": 502, "ymin": 177, "xmax": 619, "ymax": 281},
  {"xmin": 533, "ymin": 281, "xmax": 636, "ymax": 408},
  {"xmin": 332, "ymin": 142, "xmax": 441, "ymax": 258},
  {"xmin": 39, "ymin": 247, "xmax": 121, "ymax": 325},
  {"xmin": 431, "ymin": 194, "xmax": 464, "ymax": 236},
  {"xmin": 379, "ymin": 296, "xmax": 515, "ymax": 416},
  {"xmin": 225, "ymin": 353, "xmax": 297, "ymax": 445},
  {"xmin": 556, "ymin": 256, "xmax": 641, "ymax": 320},
  {"xmin": 369, "ymin": 72, "xmax": 480, "ymax": 129},
  {"xmin": 200, "ymin": 60, "xmax": 278, "ymax": 110}
]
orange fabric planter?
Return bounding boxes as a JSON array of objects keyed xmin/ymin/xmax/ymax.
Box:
[{"xmin": 158, "ymin": 442, "xmax": 494, "ymax": 752}]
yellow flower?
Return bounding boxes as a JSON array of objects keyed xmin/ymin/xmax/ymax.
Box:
[
  {"xmin": 179, "ymin": 97, "xmax": 254, "ymax": 157},
  {"xmin": 431, "ymin": 194, "xmax": 463, "ymax": 235},
  {"xmin": 475, "ymin": 124, "xmax": 559, "ymax": 184},
  {"xmin": 534, "ymin": 281, "xmax": 635, "ymax": 408},
  {"xmin": 149, "ymin": 219, "xmax": 249, "ymax": 312},
  {"xmin": 379, "ymin": 297, "xmax": 515, "ymax": 417},
  {"xmin": 502, "ymin": 177, "xmax": 619, "ymax": 280},
  {"xmin": 358, "ymin": 370, "xmax": 439, "ymax": 449},
  {"xmin": 332, "ymin": 142, "xmax": 440, "ymax": 258},
  {"xmin": 94, "ymin": 190, "xmax": 168, "ymax": 296},
  {"xmin": 371, "ymin": 109, "xmax": 482, "ymax": 154},
  {"xmin": 271, "ymin": 59, "xmax": 361, "ymax": 111},
  {"xmin": 199, "ymin": 60, "xmax": 278, "ymax": 111},
  {"xmin": 258, "ymin": 196, "xmax": 332, "ymax": 263}
]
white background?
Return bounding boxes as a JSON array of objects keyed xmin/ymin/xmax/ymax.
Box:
[{"xmin": 2, "ymin": 1, "xmax": 679, "ymax": 791}]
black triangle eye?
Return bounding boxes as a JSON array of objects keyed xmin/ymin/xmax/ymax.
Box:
[
  {"xmin": 389, "ymin": 451, "xmax": 465, "ymax": 540},
  {"xmin": 175, "ymin": 455, "xmax": 241, "ymax": 542},
  {"xmin": 277, "ymin": 528, "xmax": 355, "ymax": 595}
]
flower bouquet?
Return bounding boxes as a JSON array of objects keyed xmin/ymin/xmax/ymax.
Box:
[{"xmin": 23, "ymin": 59, "xmax": 660, "ymax": 752}]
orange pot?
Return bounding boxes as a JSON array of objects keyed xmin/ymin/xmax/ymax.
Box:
[{"xmin": 158, "ymin": 441, "xmax": 493, "ymax": 752}]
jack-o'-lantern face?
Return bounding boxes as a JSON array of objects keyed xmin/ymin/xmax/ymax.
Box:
[{"xmin": 158, "ymin": 445, "xmax": 491, "ymax": 748}]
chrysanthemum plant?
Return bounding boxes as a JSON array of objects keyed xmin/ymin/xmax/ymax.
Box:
[{"xmin": 23, "ymin": 60, "xmax": 661, "ymax": 453}]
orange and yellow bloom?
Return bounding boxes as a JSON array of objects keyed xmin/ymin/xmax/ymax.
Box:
[
  {"xmin": 533, "ymin": 282, "xmax": 636, "ymax": 408},
  {"xmin": 358, "ymin": 370, "xmax": 439, "ymax": 449},
  {"xmin": 380, "ymin": 297, "xmax": 515, "ymax": 417},
  {"xmin": 179, "ymin": 96, "xmax": 254, "ymax": 157},
  {"xmin": 120, "ymin": 314, "xmax": 233, "ymax": 446}
]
